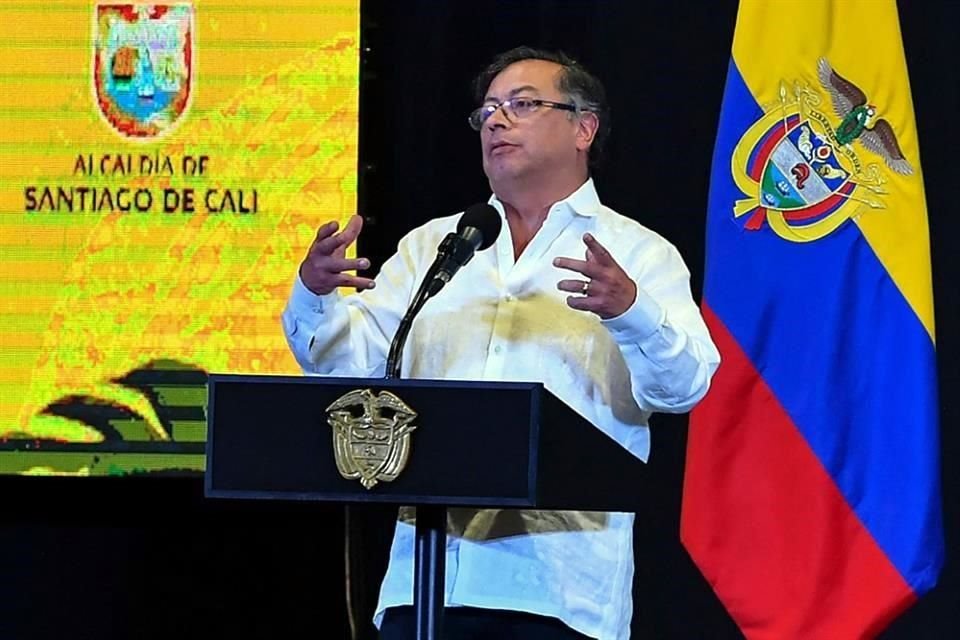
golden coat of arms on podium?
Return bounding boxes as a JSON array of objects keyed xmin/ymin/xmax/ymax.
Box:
[{"xmin": 326, "ymin": 389, "xmax": 418, "ymax": 489}]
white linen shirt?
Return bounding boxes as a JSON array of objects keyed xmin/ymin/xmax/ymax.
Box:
[{"xmin": 281, "ymin": 179, "xmax": 719, "ymax": 640}]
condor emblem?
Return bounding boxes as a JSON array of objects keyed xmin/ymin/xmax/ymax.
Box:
[
  {"xmin": 731, "ymin": 57, "xmax": 913, "ymax": 243},
  {"xmin": 326, "ymin": 389, "xmax": 418, "ymax": 490},
  {"xmin": 93, "ymin": 4, "xmax": 194, "ymax": 138}
]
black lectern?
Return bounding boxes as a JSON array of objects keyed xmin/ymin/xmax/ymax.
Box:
[{"xmin": 205, "ymin": 374, "xmax": 647, "ymax": 639}]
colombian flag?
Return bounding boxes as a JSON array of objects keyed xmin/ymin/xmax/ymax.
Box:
[{"xmin": 681, "ymin": 1, "xmax": 944, "ymax": 637}]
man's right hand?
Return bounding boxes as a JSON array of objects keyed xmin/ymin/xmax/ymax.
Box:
[{"xmin": 299, "ymin": 215, "xmax": 375, "ymax": 295}]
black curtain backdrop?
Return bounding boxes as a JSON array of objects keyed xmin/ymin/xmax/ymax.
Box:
[
  {"xmin": 1, "ymin": 1, "xmax": 956, "ymax": 639},
  {"xmin": 358, "ymin": 1, "xmax": 959, "ymax": 636}
]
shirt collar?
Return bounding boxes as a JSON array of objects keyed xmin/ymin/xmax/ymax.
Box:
[{"xmin": 488, "ymin": 177, "xmax": 601, "ymax": 219}]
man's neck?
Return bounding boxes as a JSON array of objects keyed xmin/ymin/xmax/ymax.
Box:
[
  {"xmin": 495, "ymin": 173, "xmax": 589, "ymax": 259},
  {"xmin": 494, "ymin": 173, "xmax": 589, "ymax": 229}
]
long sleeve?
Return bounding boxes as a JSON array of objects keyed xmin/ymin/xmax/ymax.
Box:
[
  {"xmin": 601, "ymin": 242, "xmax": 720, "ymax": 414},
  {"xmin": 280, "ymin": 230, "xmax": 425, "ymax": 377}
]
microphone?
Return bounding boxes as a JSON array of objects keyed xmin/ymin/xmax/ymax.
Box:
[
  {"xmin": 384, "ymin": 203, "xmax": 501, "ymax": 379},
  {"xmin": 426, "ymin": 203, "xmax": 502, "ymax": 297}
]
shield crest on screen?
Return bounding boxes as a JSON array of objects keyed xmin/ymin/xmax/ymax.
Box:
[{"xmin": 93, "ymin": 4, "xmax": 194, "ymax": 138}]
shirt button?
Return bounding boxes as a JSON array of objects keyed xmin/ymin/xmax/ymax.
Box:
[
  {"xmin": 504, "ymin": 294, "xmax": 514, "ymax": 302},
  {"xmin": 494, "ymin": 345, "xmax": 502, "ymax": 354}
]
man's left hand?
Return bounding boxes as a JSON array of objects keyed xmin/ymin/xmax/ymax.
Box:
[{"xmin": 554, "ymin": 233, "xmax": 637, "ymax": 320}]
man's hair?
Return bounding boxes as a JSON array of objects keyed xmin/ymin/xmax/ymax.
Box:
[{"xmin": 472, "ymin": 46, "xmax": 611, "ymax": 170}]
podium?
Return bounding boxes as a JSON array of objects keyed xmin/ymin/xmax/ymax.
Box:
[{"xmin": 205, "ymin": 373, "xmax": 648, "ymax": 639}]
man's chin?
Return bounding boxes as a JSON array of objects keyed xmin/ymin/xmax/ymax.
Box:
[{"xmin": 484, "ymin": 159, "xmax": 527, "ymax": 184}]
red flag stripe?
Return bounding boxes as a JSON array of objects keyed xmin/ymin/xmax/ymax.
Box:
[{"xmin": 681, "ymin": 304, "xmax": 915, "ymax": 639}]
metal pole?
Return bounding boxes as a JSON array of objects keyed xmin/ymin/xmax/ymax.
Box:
[{"xmin": 413, "ymin": 504, "xmax": 446, "ymax": 640}]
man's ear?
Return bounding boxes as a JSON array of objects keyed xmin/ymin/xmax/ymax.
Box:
[{"xmin": 575, "ymin": 112, "xmax": 599, "ymax": 152}]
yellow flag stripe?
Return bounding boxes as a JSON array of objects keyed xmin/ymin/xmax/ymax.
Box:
[{"xmin": 732, "ymin": 0, "xmax": 935, "ymax": 339}]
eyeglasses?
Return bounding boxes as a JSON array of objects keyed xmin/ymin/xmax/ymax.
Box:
[{"xmin": 468, "ymin": 97, "xmax": 580, "ymax": 131}]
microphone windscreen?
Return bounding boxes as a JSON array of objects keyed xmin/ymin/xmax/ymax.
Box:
[{"xmin": 457, "ymin": 203, "xmax": 502, "ymax": 251}]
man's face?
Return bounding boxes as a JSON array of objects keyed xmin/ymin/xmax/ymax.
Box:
[{"xmin": 479, "ymin": 59, "xmax": 587, "ymax": 186}]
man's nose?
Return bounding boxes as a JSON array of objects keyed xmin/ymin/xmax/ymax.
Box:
[{"xmin": 485, "ymin": 105, "xmax": 512, "ymax": 130}]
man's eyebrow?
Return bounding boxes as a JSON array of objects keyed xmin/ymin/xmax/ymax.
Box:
[{"xmin": 484, "ymin": 85, "xmax": 540, "ymax": 103}]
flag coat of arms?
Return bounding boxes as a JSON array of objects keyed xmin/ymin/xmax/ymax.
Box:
[{"xmin": 681, "ymin": 1, "xmax": 943, "ymax": 638}]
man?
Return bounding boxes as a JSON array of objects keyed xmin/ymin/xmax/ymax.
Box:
[{"xmin": 283, "ymin": 47, "xmax": 720, "ymax": 640}]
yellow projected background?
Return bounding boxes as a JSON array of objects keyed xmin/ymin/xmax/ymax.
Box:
[{"xmin": 0, "ymin": 1, "xmax": 359, "ymax": 475}]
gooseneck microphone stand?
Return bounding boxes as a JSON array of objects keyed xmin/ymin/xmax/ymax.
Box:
[{"xmin": 384, "ymin": 257, "xmax": 446, "ymax": 640}]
